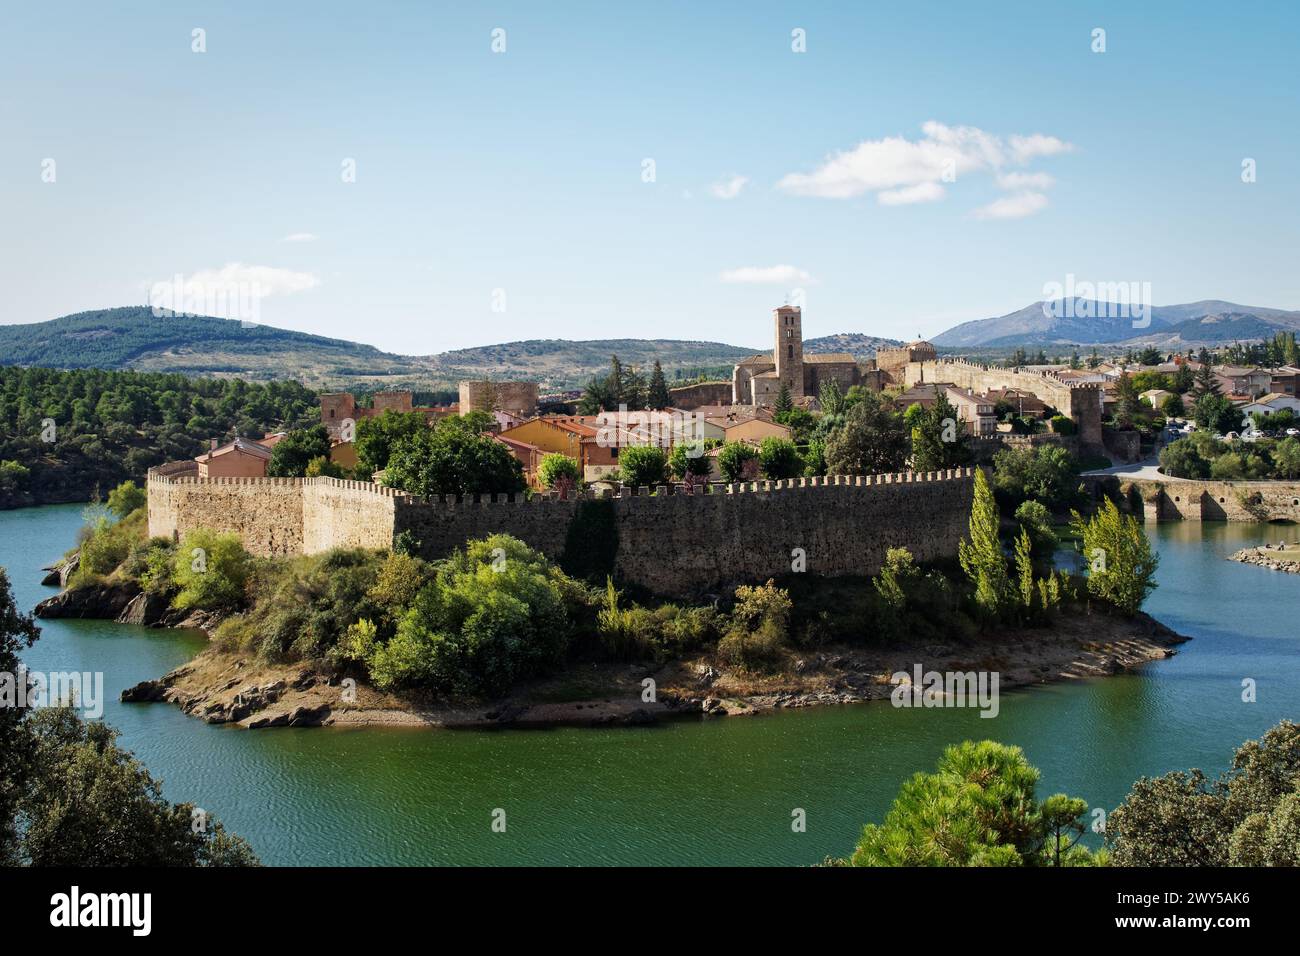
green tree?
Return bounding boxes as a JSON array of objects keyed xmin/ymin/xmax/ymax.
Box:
[
  {"xmin": 647, "ymin": 360, "xmax": 671, "ymax": 410},
  {"xmin": 1158, "ymin": 437, "xmax": 1210, "ymax": 479},
  {"xmin": 537, "ymin": 452, "xmax": 580, "ymax": 489},
  {"xmin": 0, "ymin": 569, "xmax": 40, "ymax": 862},
  {"xmin": 16, "ymin": 708, "xmax": 259, "ymax": 866},
  {"xmin": 824, "ymin": 391, "xmax": 908, "ymax": 476},
  {"xmin": 106, "ymin": 480, "xmax": 146, "ymax": 518},
  {"xmin": 268, "ymin": 425, "xmax": 331, "ymax": 477},
  {"xmin": 1192, "ymin": 392, "xmax": 1236, "ymax": 434},
  {"xmin": 758, "ymin": 437, "xmax": 802, "ymax": 480},
  {"xmin": 1193, "ymin": 361, "xmax": 1221, "ymax": 397},
  {"xmin": 910, "ymin": 386, "xmax": 971, "ymax": 471},
  {"xmin": 383, "ymin": 419, "xmax": 525, "ymax": 497},
  {"xmin": 1273, "ymin": 436, "xmax": 1300, "ymax": 479},
  {"xmin": 850, "ymin": 741, "xmax": 1097, "ymax": 866},
  {"xmin": 667, "ymin": 441, "xmax": 711, "ymax": 480},
  {"xmin": 1160, "ymin": 392, "xmax": 1186, "ymax": 418},
  {"xmin": 355, "ymin": 410, "xmax": 428, "ymax": 475},
  {"xmin": 716, "ymin": 441, "xmax": 759, "ymax": 482},
  {"xmin": 774, "ymin": 382, "xmax": 793, "ymax": 414},
  {"xmin": 1070, "ymin": 498, "xmax": 1158, "ymax": 615},
  {"xmin": 618, "ymin": 445, "xmax": 668, "ymax": 487},
  {"xmin": 1113, "ymin": 372, "xmax": 1141, "ymax": 429},
  {"xmin": 1108, "ymin": 721, "xmax": 1300, "ymax": 866},
  {"xmin": 959, "ymin": 469, "xmax": 1010, "ymax": 619}
]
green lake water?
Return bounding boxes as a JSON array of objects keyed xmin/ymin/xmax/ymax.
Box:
[{"xmin": 2, "ymin": 504, "xmax": 1297, "ymax": 865}]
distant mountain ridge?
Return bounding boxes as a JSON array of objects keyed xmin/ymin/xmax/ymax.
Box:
[{"xmin": 932, "ymin": 299, "xmax": 1300, "ymax": 348}]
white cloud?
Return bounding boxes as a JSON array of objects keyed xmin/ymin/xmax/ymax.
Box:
[
  {"xmin": 972, "ymin": 192, "xmax": 1049, "ymax": 220},
  {"xmin": 710, "ymin": 175, "xmax": 749, "ymax": 199},
  {"xmin": 1008, "ymin": 133, "xmax": 1074, "ymax": 163},
  {"xmin": 878, "ymin": 182, "xmax": 945, "ymax": 206},
  {"xmin": 280, "ymin": 232, "xmax": 319, "ymax": 242},
  {"xmin": 177, "ymin": 263, "xmax": 320, "ymax": 296},
  {"xmin": 996, "ymin": 171, "xmax": 1054, "ymax": 191},
  {"xmin": 777, "ymin": 121, "xmax": 1071, "ymax": 216},
  {"xmin": 720, "ymin": 265, "xmax": 815, "ymax": 284}
]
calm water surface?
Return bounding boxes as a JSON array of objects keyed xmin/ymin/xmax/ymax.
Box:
[{"xmin": 2, "ymin": 504, "xmax": 1296, "ymax": 865}]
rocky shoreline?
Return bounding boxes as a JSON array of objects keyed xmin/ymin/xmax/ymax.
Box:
[
  {"xmin": 36, "ymin": 566, "xmax": 1191, "ymax": 731},
  {"xmin": 115, "ymin": 608, "xmax": 1188, "ymax": 732},
  {"xmin": 1229, "ymin": 542, "xmax": 1300, "ymax": 575}
]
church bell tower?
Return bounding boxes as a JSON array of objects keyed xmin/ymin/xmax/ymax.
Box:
[{"xmin": 773, "ymin": 304, "xmax": 804, "ymax": 401}]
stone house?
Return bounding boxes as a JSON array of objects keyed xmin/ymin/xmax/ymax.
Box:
[{"xmin": 195, "ymin": 437, "xmax": 273, "ymax": 478}]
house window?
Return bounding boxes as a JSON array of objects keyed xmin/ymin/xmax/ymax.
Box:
[
  {"xmin": 788, "ymin": 344, "xmax": 794, "ymax": 359},
  {"xmin": 329, "ymin": 409, "xmax": 335, "ymax": 418}
]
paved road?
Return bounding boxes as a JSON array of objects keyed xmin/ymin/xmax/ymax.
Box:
[{"xmin": 1082, "ymin": 453, "xmax": 1179, "ymax": 481}]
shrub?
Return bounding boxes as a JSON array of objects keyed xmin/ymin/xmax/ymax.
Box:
[
  {"xmin": 171, "ymin": 529, "xmax": 255, "ymax": 612},
  {"xmin": 304, "ymin": 455, "xmax": 344, "ymax": 478},
  {"xmin": 1048, "ymin": 415, "xmax": 1076, "ymax": 435},
  {"xmin": 716, "ymin": 580, "xmax": 792, "ymax": 671},
  {"xmin": 235, "ymin": 548, "xmax": 380, "ymax": 659},
  {"xmin": 595, "ymin": 578, "xmax": 719, "ymax": 661},
  {"xmin": 75, "ymin": 510, "xmax": 146, "ymax": 581},
  {"xmin": 364, "ymin": 535, "xmax": 572, "ymax": 696}
]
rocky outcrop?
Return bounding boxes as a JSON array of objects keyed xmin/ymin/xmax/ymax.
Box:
[
  {"xmin": 116, "ymin": 590, "xmax": 173, "ymax": 626},
  {"xmin": 34, "ymin": 581, "xmax": 139, "ymax": 619},
  {"xmin": 39, "ymin": 553, "xmax": 80, "ymax": 587},
  {"xmin": 1230, "ymin": 545, "xmax": 1300, "ymax": 575}
]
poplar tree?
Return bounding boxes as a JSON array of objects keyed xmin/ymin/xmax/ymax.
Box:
[{"xmin": 958, "ymin": 468, "xmax": 1010, "ymax": 619}]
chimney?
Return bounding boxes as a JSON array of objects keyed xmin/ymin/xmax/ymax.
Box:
[{"xmin": 210, "ymin": 438, "xmax": 218, "ymax": 451}]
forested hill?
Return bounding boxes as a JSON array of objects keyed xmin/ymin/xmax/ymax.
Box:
[
  {"xmin": 0, "ymin": 365, "xmax": 319, "ymax": 509},
  {"xmin": 0, "ymin": 308, "xmax": 401, "ymax": 379}
]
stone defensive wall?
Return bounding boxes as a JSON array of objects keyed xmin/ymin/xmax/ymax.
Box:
[
  {"xmin": 905, "ymin": 358, "xmax": 1104, "ymax": 448},
  {"xmin": 148, "ymin": 467, "xmax": 976, "ymax": 597},
  {"xmin": 1084, "ymin": 474, "xmax": 1300, "ymax": 523}
]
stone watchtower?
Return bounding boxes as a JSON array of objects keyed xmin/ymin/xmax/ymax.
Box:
[{"xmin": 774, "ymin": 305, "xmax": 804, "ymax": 402}]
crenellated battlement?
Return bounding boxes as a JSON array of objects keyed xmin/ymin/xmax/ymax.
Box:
[{"xmin": 147, "ymin": 465, "xmax": 975, "ymax": 597}]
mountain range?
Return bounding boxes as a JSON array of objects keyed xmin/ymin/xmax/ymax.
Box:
[{"xmin": 931, "ymin": 299, "xmax": 1300, "ymax": 349}]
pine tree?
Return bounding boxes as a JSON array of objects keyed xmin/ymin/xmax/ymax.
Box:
[
  {"xmin": 647, "ymin": 360, "xmax": 671, "ymax": 410},
  {"xmin": 774, "ymin": 382, "xmax": 793, "ymax": 414},
  {"xmin": 1194, "ymin": 361, "xmax": 1221, "ymax": 397},
  {"xmin": 958, "ymin": 469, "xmax": 1010, "ymax": 619}
]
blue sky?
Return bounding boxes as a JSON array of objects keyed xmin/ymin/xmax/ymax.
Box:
[{"xmin": 2, "ymin": 1, "xmax": 1297, "ymax": 354}]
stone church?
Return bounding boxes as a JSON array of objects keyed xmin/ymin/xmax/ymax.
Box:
[{"xmin": 731, "ymin": 305, "xmax": 866, "ymax": 406}]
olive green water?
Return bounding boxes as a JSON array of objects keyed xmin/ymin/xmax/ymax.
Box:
[{"xmin": 3, "ymin": 505, "xmax": 1297, "ymax": 865}]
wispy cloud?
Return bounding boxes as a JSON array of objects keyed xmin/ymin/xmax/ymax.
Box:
[
  {"xmin": 995, "ymin": 171, "xmax": 1054, "ymax": 191},
  {"xmin": 280, "ymin": 232, "xmax": 319, "ymax": 243},
  {"xmin": 777, "ymin": 121, "xmax": 1070, "ymax": 220},
  {"xmin": 153, "ymin": 263, "xmax": 320, "ymax": 297},
  {"xmin": 720, "ymin": 264, "xmax": 815, "ymax": 284},
  {"xmin": 972, "ymin": 192, "xmax": 1049, "ymax": 220},
  {"xmin": 710, "ymin": 175, "xmax": 749, "ymax": 199},
  {"xmin": 878, "ymin": 182, "xmax": 945, "ymax": 206}
]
